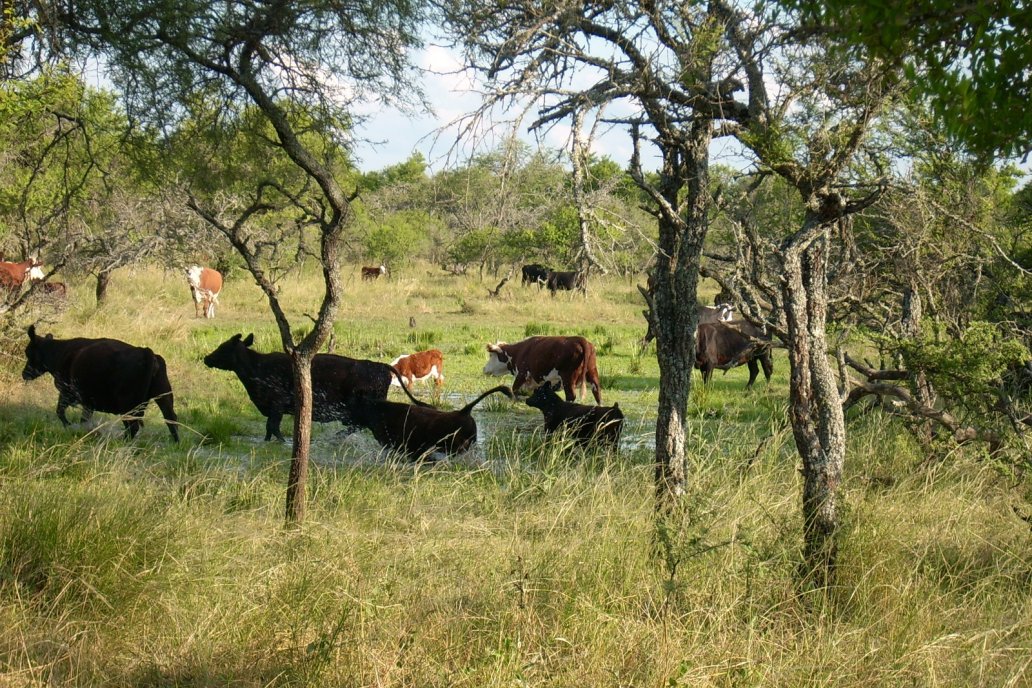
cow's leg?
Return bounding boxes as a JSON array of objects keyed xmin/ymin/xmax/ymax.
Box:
[
  {"xmin": 560, "ymin": 372, "xmax": 577, "ymax": 402},
  {"xmin": 746, "ymin": 359, "xmax": 759, "ymax": 388},
  {"xmin": 265, "ymin": 413, "xmax": 285, "ymax": 442},
  {"xmin": 152, "ymin": 393, "xmax": 180, "ymax": 442},
  {"xmin": 702, "ymin": 364, "xmax": 714, "ymax": 384},
  {"xmin": 512, "ymin": 370, "xmax": 529, "ymax": 396},
  {"xmin": 123, "ymin": 407, "xmax": 146, "ymax": 439},
  {"xmin": 56, "ymin": 393, "xmax": 75, "ymax": 426}
]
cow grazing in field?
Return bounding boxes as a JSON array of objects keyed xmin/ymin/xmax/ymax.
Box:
[
  {"xmin": 390, "ymin": 348, "xmax": 445, "ymax": 388},
  {"xmin": 483, "ymin": 335, "xmax": 602, "ymax": 404},
  {"xmin": 0, "ymin": 258, "xmax": 44, "ymax": 293},
  {"xmin": 546, "ymin": 270, "xmax": 587, "ymax": 295},
  {"xmin": 526, "ymin": 384, "xmax": 624, "ymax": 449},
  {"xmin": 203, "ymin": 333, "xmax": 392, "ymax": 441},
  {"xmin": 346, "ymin": 369, "xmax": 513, "ymax": 460},
  {"xmin": 361, "ymin": 264, "xmax": 387, "ymax": 281},
  {"xmin": 695, "ymin": 320, "xmax": 773, "ymax": 387},
  {"xmin": 521, "ymin": 263, "xmax": 552, "ymax": 287},
  {"xmin": 22, "ymin": 325, "xmax": 179, "ymax": 441},
  {"xmin": 186, "ymin": 265, "xmax": 223, "ymax": 318},
  {"xmin": 640, "ymin": 302, "xmax": 734, "ymax": 348}
]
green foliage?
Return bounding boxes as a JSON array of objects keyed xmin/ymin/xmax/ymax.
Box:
[
  {"xmin": 788, "ymin": 0, "xmax": 1032, "ymax": 158},
  {"xmin": 406, "ymin": 329, "xmax": 439, "ymax": 349},
  {"xmin": 359, "ymin": 209, "xmax": 434, "ymax": 266},
  {"xmin": 898, "ymin": 322, "xmax": 1029, "ymax": 401}
]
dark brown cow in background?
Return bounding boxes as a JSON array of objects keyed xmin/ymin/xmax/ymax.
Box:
[
  {"xmin": 186, "ymin": 265, "xmax": 223, "ymax": 318},
  {"xmin": 42, "ymin": 281, "xmax": 68, "ymax": 298},
  {"xmin": 521, "ymin": 263, "xmax": 552, "ymax": 287},
  {"xmin": 546, "ymin": 270, "xmax": 587, "ymax": 295},
  {"xmin": 483, "ymin": 335, "xmax": 602, "ymax": 403},
  {"xmin": 695, "ymin": 320, "xmax": 773, "ymax": 387},
  {"xmin": 361, "ymin": 264, "xmax": 387, "ymax": 281},
  {"xmin": 22, "ymin": 325, "xmax": 179, "ymax": 441}
]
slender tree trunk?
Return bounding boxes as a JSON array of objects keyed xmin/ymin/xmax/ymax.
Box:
[
  {"xmin": 95, "ymin": 270, "xmax": 111, "ymax": 305},
  {"xmin": 653, "ymin": 126, "xmax": 711, "ymax": 508},
  {"xmin": 285, "ymin": 351, "xmax": 315, "ymax": 524},
  {"xmin": 781, "ymin": 231, "xmax": 846, "ymax": 588}
]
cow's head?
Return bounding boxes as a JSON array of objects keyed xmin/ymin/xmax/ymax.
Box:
[
  {"xmin": 525, "ymin": 381, "xmax": 562, "ymax": 411},
  {"xmin": 22, "ymin": 324, "xmax": 51, "ymax": 380},
  {"xmin": 483, "ymin": 342, "xmax": 512, "ymax": 376},
  {"xmin": 26, "ymin": 259, "xmax": 44, "ymax": 282},
  {"xmin": 185, "ymin": 265, "xmax": 204, "ymax": 289},
  {"xmin": 203, "ymin": 333, "xmax": 254, "ymax": 370}
]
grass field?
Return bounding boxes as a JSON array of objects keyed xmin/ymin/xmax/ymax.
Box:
[{"xmin": 1, "ymin": 264, "xmax": 1029, "ymax": 686}]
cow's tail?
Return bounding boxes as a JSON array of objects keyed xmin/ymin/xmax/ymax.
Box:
[
  {"xmin": 388, "ymin": 366, "xmax": 434, "ymax": 408},
  {"xmin": 457, "ymin": 385, "xmax": 514, "ymax": 415}
]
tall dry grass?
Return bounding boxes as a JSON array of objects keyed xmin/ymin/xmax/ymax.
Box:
[{"xmin": 0, "ymin": 263, "xmax": 1029, "ymax": 686}]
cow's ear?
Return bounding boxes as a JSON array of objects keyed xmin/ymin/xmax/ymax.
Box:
[
  {"xmin": 27, "ymin": 324, "xmax": 36, "ymax": 339},
  {"xmin": 243, "ymin": 333, "xmax": 255, "ymax": 347}
]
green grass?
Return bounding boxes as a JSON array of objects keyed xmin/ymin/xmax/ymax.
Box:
[{"xmin": 0, "ymin": 263, "xmax": 1030, "ymax": 686}]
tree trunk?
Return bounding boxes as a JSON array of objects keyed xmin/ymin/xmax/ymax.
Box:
[
  {"xmin": 652, "ymin": 125, "xmax": 711, "ymax": 509},
  {"xmin": 285, "ymin": 350, "xmax": 315, "ymax": 525},
  {"xmin": 781, "ymin": 231, "xmax": 846, "ymax": 588},
  {"xmin": 95, "ymin": 270, "xmax": 111, "ymax": 305}
]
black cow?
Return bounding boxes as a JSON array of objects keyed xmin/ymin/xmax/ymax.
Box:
[
  {"xmin": 525, "ymin": 384, "xmax": 623, "ymax": 449},
  {"xmin": 521, "ymin": 263, "xmax": 552, "ymax": 287},
  {"xmin": 346, "ymin": 369, "xmax": 513, "ymax": 460},
  {"xmin": 22, "ymin": 325, "xmax": 179, "ymax": 441},
  {"xmin": 696, "ymin": 320, "xmax": 773, "ymax": 387},
  {"xmin": 203, "ymin": 333, "xmax": 392, "ymax": 441},
  {"xmin": 546, "ymin": 270, "xmax": 587, "ymax": 295}
]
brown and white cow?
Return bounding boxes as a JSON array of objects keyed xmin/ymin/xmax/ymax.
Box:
[
  {"xmin": 0, "ymin": 258, "xmax": 44, "ymax": 294},
  {"xmin": 390, "ymin": 348, "xmax": 444, "ymax": 387},
  {"xmin": 483, "ymin": 335, "xmax": 602, "ymax": 404},
  {"xmin": 186, "ymin": 265, "xmax": 223, "ymax": 318},
  {"xmin": 361, "ymin": 264, "xmax": 387, "ymax": 281}
]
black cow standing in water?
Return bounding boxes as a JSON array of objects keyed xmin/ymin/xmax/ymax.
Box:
[
  {"xmin": 22, "ymin": 325, "xmax": 179, "ymax": 441},
  {"xmin": 525, "ymin": 384, "xmax": 623, "ymax": 449},
  {"xmin": 203, "ymin": 333, "xmax": 392, "ymax": 441}
]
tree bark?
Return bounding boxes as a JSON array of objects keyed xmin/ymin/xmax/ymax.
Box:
[
  {"xmin": 285, "ymin": 350, "xmax": 315, "ymax": 524},
  {"xmin": 652, "ymin": 124, "xmax": 711, "ymax": 509},
  {"xmin": 781, "ymin": 228, "xmax": 846, "ymax": 588}
]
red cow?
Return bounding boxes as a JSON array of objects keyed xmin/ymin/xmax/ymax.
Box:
[
  {"xmin": 390, "ymin": 348, "xmax": 445, "ymax": 387},
  {"xmin": 483, "ymin": 335, "xmax": 602, "ymax": 404},
  {"xmin": 186, "ymin": 265, "xmax": 223, "ymax": 318},
  {"xmin": 361, "ymin": 264, "xmax": 387, "ymax": 281},
  {"xmin": 0, "ymin": 258, "xmax": 44, "ymax": 293}
]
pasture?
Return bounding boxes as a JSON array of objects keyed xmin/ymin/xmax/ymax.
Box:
[{"xmin": 0, "ymin": 265, "xmax": 1029, "ymax": 686}]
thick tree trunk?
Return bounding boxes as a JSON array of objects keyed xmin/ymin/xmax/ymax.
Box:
[
  {"xmin": 652, "ymin": 126, "xmax": 711, "ymax": 509},
  {"xmin": 781, "ymin": 232, "xmax": 846, "ymax": 588},
  {"xmin": 95, "ymin": 270, "xmax": 111, "ymax": 305},
  {"xmin": 285, "ymin": 351, "xmax": 315, "ymax": 524}
]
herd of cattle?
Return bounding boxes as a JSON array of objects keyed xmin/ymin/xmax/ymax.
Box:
[{"xmin": 7, "ymin": 257, "xmax": 774, "ymax": 459}]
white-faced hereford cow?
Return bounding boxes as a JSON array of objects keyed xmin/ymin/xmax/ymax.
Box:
[
  {"xmin": 390, "ymin": 348, "xmax": 444, "ymax": 387},
  {"xmin": 483, "ymin": 335, "xmax": 602, "ymax": 404},
  {"xmin": 203, "ymin": 333, "xmax": 393, "ymax": 441},
  {"xmin": 186, "ymin": 265, "xmax": 223, "ymax": 318},
  {"xmin": 22, "ymin": 325, "xmax": 179, "ymax": 441},
  {"xmin": 0, "ymin": 258, "xmax": 45, "ymax": 294},
  {"xmin": 361, "ymin": 264, "xmax": 387, "ymax": 281}
]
